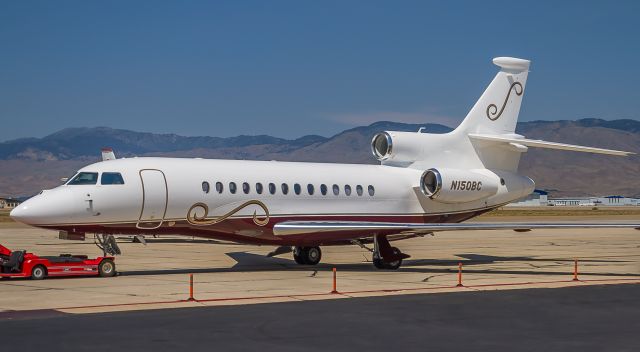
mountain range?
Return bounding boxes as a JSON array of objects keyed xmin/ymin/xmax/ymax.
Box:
[{"xmin": 1, "ymin": 118, "xmax": 638, "ymax": 198}]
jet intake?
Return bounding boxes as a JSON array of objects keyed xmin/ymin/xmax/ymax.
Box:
[
  {"xmin": 371, "ymin": 132, "xmax": 393, "ymax": 161},
  {"xmin": 420, "ymin": 168, "xmax": 500, "ymax": 203}
]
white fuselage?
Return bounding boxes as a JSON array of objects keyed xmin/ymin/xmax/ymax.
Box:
[{"xmin": 10, "ymin": 157, "xmax": 533, "ymax": 245}]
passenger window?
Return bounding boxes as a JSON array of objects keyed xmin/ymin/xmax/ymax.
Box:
[
  {"xmin": 202, "ymin": 181, "xmax": 210, "ymax": 193},
  {"xmin": 229, "ymin": 182, "xmax": 237, "ymax": 194},
  {"xmin": 332, "ymin": 184, "xmax": 340, "ymax": 196},
  {"xmin": 269, "ymin": 183, "xmax": 276, "ymax": 194},
  {"xmin": 242, "ymin": 182, "xmax": 250, "ymax": 194},
  {"xmin": 256, "ymin": 183, "xmax": 263, "ymax": 194},
  {"xmin": 307, "ymin": 184, "xmax": 314, "ymax": 195},
  {"xmin": 345, "ymin": 185, "xmax": 352, "ymax": 196},
  {"xmin": 320, "ymin": 184, "xmax": 328, "ymax": 196},
  {"xmin": 68, "ymin": 172, "xmax": 99, "ymax": 185},
  {"xmin": 281, "ymin": 183, "xmax": 289, "ymax": 195},
  {"xmin": 368, "ymin": 185, "xmax": 375, "ymax": 196},
  {"xmin": 216, "ymin": 182, "xmax": 224, "ymax": 193},
  {"xmin": 294, "ymin": 183, "xmax": 301, "ymax": 195},
  {"xmin": 356, "ymin": 185, "xmax": 363, "ymax": 196},
  {"xmin": 101, "ymin": 172, "xmax": 125, "ymax": 185}
]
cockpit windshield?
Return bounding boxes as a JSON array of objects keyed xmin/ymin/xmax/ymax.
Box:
[
  {"xmin": 67, "ymin": 172, "xmax": 99, "ymax": 185},
  {"xmin": 101, "ymin": 172, "xmax": 125, "ymax": 185}
]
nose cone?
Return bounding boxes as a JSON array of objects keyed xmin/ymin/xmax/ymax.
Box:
[
  {"xmin": 10, "ymin": 189, "xmax": 81, "ymax": 226},
  {"xmin": 10, "ymin": 201, "xmax": 35, "ymax": 224},
  {"xmin": 10, "ymin": 194, "xmax": 59, "ymax": 226}
]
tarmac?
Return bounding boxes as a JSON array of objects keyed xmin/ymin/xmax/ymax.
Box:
[
  {"xmin": 0, "ymin": 213, "xmax": 638, "ymax": 315},
  {"xmin": 0, "ymin": 284, "xmax": 638, "ymax": 351}
]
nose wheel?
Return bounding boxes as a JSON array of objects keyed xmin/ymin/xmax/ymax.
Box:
[
  {"xmin": 94, "ymin": 234, "xmax": 121, "ymax": 256},
  {"xmin": 293, "ymin": 246, "xmax": 322, "ymax": 265}
]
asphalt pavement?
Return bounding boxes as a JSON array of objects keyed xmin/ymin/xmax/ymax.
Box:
[{"xmin": 1, "ymin": 283, "xmax": 638, "ymax": 352}]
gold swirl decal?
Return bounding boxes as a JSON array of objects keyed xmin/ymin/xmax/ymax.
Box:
[
  {"xmin": 486, "ymin": 81, "xmax": 523, "ymax": 121},
  {"xmin": 186, "ymin": 200, "xmax": 270, "ymax": 226}
]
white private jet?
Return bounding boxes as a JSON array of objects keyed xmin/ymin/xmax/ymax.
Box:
[{"xmin": 10, "ymin": 57, "xmax": 639, "ymax": 269}]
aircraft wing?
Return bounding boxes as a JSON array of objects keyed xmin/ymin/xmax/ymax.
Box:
[
  {"xmin": 468, "ymin": 133, "xmax": 634, "ymax": 156},
  {"xmin": 273, "ymin": 221, "xmax": 640, "ymax": 237}
]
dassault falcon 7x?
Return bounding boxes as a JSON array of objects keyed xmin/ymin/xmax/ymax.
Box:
[{"xmin": 10, "ymin": 57, "xmax": 639, "ymax": 269}]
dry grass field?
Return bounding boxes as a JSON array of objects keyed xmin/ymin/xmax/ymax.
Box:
[
  {"xmin": 0, "ymin": 209, "xmax": 12, "ymax": 223},
  {"xmin": 480, "ymin": 206, "xmax": 640, "ymax": 218}
]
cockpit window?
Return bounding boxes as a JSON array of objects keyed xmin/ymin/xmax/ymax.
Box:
[
  {"xmin": 101, "ymin": 172, "xmax": 125, "ymax": 185},
  {"xmin": 67, "ymin": 172, "xmax": 99, "ymax": 185}
]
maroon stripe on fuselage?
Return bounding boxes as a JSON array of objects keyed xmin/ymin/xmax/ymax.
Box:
[{"xmin": 41, "ymin": 209, "xmax": 494, "ymax": 246}]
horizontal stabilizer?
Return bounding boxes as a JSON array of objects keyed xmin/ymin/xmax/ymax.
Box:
[
  {"xmin": 273, "ymin": 221, "xmax": 640, "ymax": 237},
  {"xmin": 468, "ymin": 133, "xmax": 634, "ymax": 156}
]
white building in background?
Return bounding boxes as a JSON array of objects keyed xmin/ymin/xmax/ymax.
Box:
[
  {"xmin": 508, "ymin": 190, "xmax": 549, "ymax": 206},
  {"xmin": 508, "ymin": 192, "xmax": 640, "ymax": 207},
  {"xmin": 551, "ymin": 195, "xmax": 639, "ymax": 206},
  {"xmin": 0, "ymin": 197, "xmax": 22, "ymax": 209}
]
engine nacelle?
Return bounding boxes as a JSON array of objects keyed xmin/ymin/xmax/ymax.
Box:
[
  {"xmin": 420, "ymin": 168, "xmax": 500, "ymax": 203},
  {"xmin": 371, "ymin": 131, "xmax": 428, "ymax": 163}
]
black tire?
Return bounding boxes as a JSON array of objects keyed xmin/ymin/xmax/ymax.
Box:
[
  {"xmin": 293, "ymin": 247, "xmax": 305, "ymax": 265},
  {"xmin": 383, "ymin": 259, "xmax": 402, "ymax": 270},
  {"xmin": 98, "ymin": 259, "xmax": 117, "ymax": 277},
  {"xmin": 304, "ymin": 247, "xmax": 322, "ymax": 265},
  {"xmin": 372, "ymin": 256, "xmax": 385, "ymax": 269},
  {"xmin": 31, "ymin": 265, "xmax": 47, "ymax": 280},
  {"xmin": 372, "ymin": 247, "xmax": 402, "ymax": 270},
  {"xmin": 383, "ymin": 247, "xmax": 402, "ymax": 270}
]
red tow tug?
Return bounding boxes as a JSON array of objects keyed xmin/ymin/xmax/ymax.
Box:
[{"xmin": 0, "ymin": 243, "xmax": 116, "ymax": 280}]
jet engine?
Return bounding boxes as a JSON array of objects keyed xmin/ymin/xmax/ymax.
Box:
[
  {"xmin": 371, "ymin": 131, "xmax": 428, "ymax": 163},
  {"xmin": 420, "ymin": 168, "xmax": 501, "ymax": 203}
]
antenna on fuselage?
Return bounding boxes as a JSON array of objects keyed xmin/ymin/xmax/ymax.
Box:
[{"xmin": 101, "ymin": 147, "xmax": 116, "ymax": 161}]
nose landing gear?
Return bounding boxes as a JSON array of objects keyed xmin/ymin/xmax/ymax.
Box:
[
  {"xmin": 293, "ymin": 246, "xmax": 322, "ymax": 265},
  {"xmin": 94, "ymin": 234, "xmax": 121, "ymax": 256}
]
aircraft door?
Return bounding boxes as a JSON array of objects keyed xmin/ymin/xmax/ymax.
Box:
[{"xmin": 137, "ymin": 169, "xmax": 168, "ymax": 229}]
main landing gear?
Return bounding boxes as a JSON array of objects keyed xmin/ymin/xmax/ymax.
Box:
[
  {"xmin": 289, "ymin": 237, "xmax": 409, "ymax": 270},
  {"xmin": 372, "ymin": 235, "xmax": 410, "ymax": 270},
  {"xmin": 293, "ymin": 246, "xmax": 322, "ymax": 265}
]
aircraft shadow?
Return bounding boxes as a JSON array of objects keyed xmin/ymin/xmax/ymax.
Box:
[{"xmin": 119, "ymin": 252, "xmax": 639, "ymax": 278}]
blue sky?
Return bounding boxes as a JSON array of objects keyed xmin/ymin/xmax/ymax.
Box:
[{"xmin": 1, "ymin": 1, "xmax": 639, "ymax": 141}]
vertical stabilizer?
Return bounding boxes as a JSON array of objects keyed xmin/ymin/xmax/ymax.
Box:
[
  {"xmin": 456, "ymin": 57, "xmax": 530, "ymax": 135},
  {"xmin": 452, "ymin": 57, "xmax": 530, "ymax": 172}
]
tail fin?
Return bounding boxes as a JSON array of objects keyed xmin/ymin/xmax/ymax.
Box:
[
  {"xmin": 376, "ymin": 57, "xmax": 631, "ymax": 175},
  {"xmin": 456, "ymin": 57, "xmax": 530, "ymax": 135}
]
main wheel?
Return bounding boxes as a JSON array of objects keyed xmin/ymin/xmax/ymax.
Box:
[
  {"xmin": 372, "ymin": 252, "xmax": 385, "ymax": 269},
  {"xmin": 372, "ymin": 247, "xmax": 403, "ymax": 270},
  {"xmin": 31, "ymin": 265, "xmax": 47, "ymax": 280},
  {"xmin": 98, "ymin": 259, "xmax": 117, "ymax": 277},
  {"xmin": 293, "ymin": 247, "xmax": 306, "ymax": 265},
  {"xmin": 304, "ymin": 247, "xmax": 322, "ymax": 265},
  {"xmin": 383, "ymin": 247, "xmax": 402, "ymax": 270}
]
